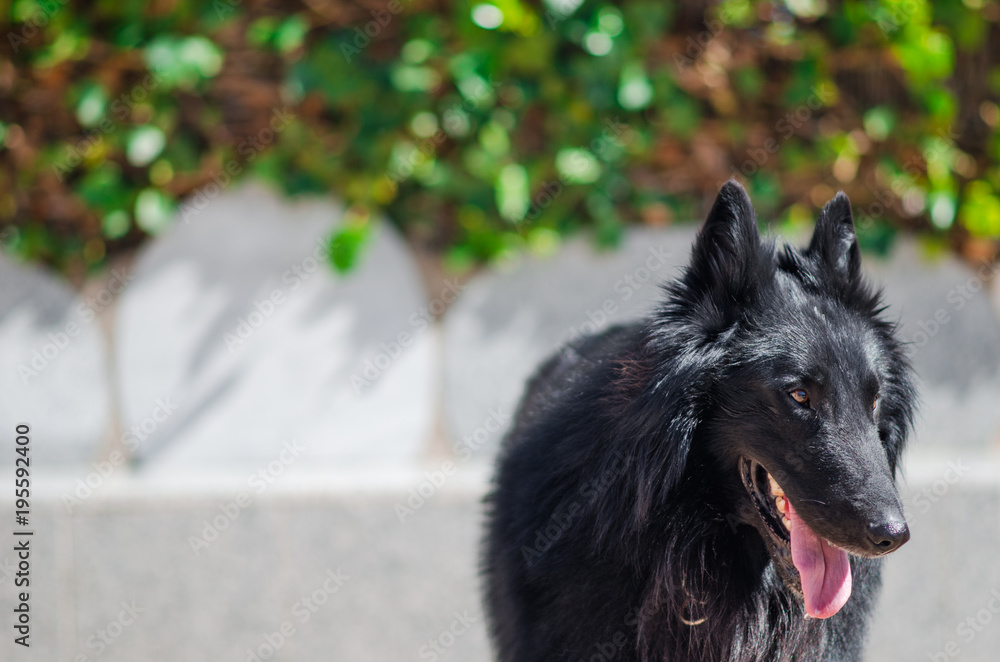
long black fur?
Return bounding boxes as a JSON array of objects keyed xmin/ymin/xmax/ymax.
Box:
[{"xmin": 482, "ymin": 181, "xmax": 916, "ymax": 662}]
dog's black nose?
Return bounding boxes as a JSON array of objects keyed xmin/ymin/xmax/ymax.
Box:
[{"xmin": 867, "ymin": 518, "xmax": 910, "ymax": 553}]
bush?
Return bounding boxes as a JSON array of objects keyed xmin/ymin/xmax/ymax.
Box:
[{"xmin": 1, "ymin": 0, "xmax": 998, "ymax": 278}]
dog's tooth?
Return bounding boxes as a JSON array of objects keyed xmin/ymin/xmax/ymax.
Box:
[
  {"xmin": 768, "ymin": 475, "xmax": 785, "ymax": 497},
  {"xmin": 775, "ymin": 496, "xmax": 787, "ymax": 514},
  {"xmin": 781, "ymin": 515, "xmax": 791, "ymax": 530}
]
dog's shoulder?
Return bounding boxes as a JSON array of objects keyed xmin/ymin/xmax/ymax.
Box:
[{"xmin": 501, "ymin": 322, "xmax": 646, "ymax": 452}]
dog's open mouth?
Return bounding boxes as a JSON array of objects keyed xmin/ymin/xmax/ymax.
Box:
[{"xmin": 739, "ymin": 457, "xmax": 852, "ymax": 619}]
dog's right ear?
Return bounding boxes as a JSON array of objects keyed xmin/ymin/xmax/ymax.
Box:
[{"xmin": 685, "ymin": 180, "xmax": 768, "ymax": 316}]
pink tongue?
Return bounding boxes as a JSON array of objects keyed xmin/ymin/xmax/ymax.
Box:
[{"xmin": 787, "ymin": 500, "xmax": 852, "ymax": 619}]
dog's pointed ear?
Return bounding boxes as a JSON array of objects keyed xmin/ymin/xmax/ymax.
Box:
[
  {"xmin": 688, "ymin": 179, "xmax": 762, "ymax": 296},
  {"xmin": 808, "ymin": 192, "xmax": 861, "ymax": 282}
]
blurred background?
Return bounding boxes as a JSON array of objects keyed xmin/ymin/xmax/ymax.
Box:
[{"xmin": 0, "ymin": 0, "xmax": 999, "ymax": 660}]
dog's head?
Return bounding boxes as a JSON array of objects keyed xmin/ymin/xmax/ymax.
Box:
[{"xmin": 673, "ymin": 180, "xmax": 915, "ymax": 619}]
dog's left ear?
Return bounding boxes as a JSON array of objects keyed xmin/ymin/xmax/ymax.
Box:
[{"xmin": 808, "ymin": 192, "xmax": 861, "ymax": 282}]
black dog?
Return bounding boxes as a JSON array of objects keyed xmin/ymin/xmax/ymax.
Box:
[{"xmin": 483, "ymin": 181, "xmax": 915, "ymax": 662}]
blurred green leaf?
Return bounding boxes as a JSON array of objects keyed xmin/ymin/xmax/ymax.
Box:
[
  {"xmin": 556, "ymin": 148, "xmax": 601, "ymax": 184},
  {"xmin": 328, "ymin": 221, "xmax": 372, "ymax": 273},
  {"xmin": 126, "ymin": 126, "xmax": 166, "ymax": 167},
  {"xmin": 144, "ymin": 35, "xmax": 224, "ymax": 89},
  {"xmin": 863, "ymin": 107, "xmax": 895, "ymax": 141},
  {"xmin": 618, "ymin": 62, "xmax": 653, "ymax": 111},
  {"xmin": 960, "ymin": 181, "xmax": 1000, "ymax": 238},
  {"xmin": 102, "ymin": 210, "xmax": 131, "ymax": 239},
  {"xmin": 75, "ymin": 83, "xmax": 109, "ymax": 128},
  {"xmin": 134, "ymin": 189, "xmax": 176, "ymax": 235},
  {"xmin": 495, "ymin": 164, "xmax": 529, "ymax": 223}
]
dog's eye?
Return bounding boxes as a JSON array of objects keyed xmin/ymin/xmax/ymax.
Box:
[
  {"xmin": 789, "ymin": 389, "xmax": 810, "ymax": 406},
  {"xmin": 872, "ymin": 396, "xmax": 879, "ymax": 411}
]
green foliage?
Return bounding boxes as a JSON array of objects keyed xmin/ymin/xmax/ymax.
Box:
[{"xmin": 1, "ymin": 0, "xmax": 998, "ymax": 276}]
